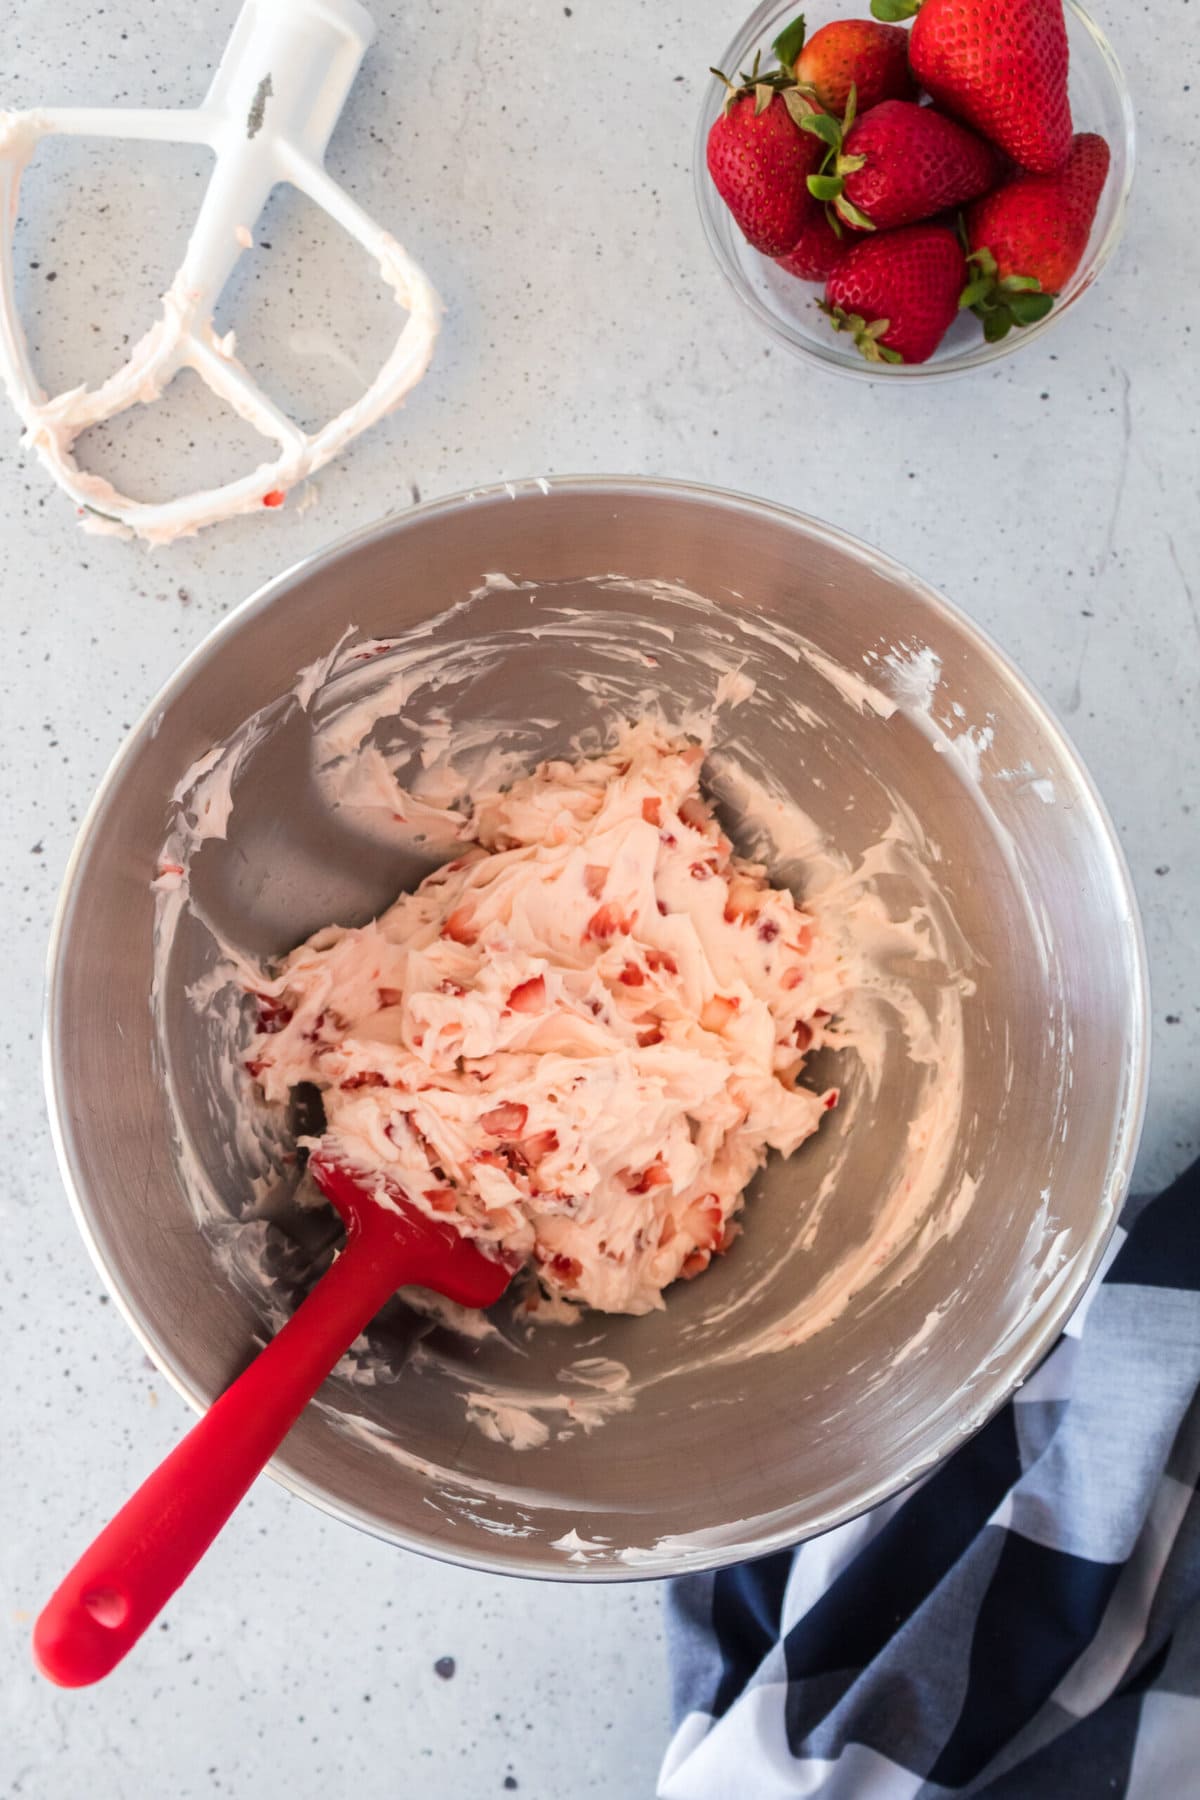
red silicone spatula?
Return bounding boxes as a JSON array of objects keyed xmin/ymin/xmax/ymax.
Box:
[{"xmin": 34, "ymin": 1153, "xmax": 512, "ymax": 1686}]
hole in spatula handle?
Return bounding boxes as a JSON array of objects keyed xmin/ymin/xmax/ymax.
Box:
[{"xmin": 81, "ymin": 1586, "xmax": 130, "ymax": 1629}]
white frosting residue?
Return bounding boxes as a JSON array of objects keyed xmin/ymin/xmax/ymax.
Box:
[
  {"xmin": 0, "ymin": 114, "xmax": 440, "ymax": 544},
  {"xmin": 465, "ymin": 1395, "xmax": 552, "ymax": 1451}
]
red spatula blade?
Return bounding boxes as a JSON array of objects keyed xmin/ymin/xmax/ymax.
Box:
[{"xmin": 307, "ymin": 1151, "xmax": 514, "ymax": 1308}]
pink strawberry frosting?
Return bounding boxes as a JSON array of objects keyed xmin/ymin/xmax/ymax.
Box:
[{"xmin": 247, "ymin": 725, "xmax": 838, "ymax": 1314}]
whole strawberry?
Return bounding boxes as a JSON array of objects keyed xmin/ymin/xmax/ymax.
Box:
[
  {"xmin": 823, "ymin": 222, "xmax": 966, "ymax": 363},
  {"xmin": 775, "ymin": 205, "xmax": 847, "ymax": 282},
  {"xmin": 962, "ymin": 132, "xmax": 1110, "ymax": 337},
  {"xmin": 772, "ymin": 13, "xmax": 916, "ymax": 115},
  {"xmin": 706, "ymin": 60, "xmax": 826, "ymax": 256},
  {"xmin": 873, "ymin": 0, "xmax": 1072, "ymax": 174},
  {"xmin": 811, "ymin": 98, "xmax": 1000, "ymax": 231}
]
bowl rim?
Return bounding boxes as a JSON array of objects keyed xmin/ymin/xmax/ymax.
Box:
[
  {"xmin": 43, "ymin": 475, "xmax": 1152, "ymax": 1579},
  {"xmin": 694, "ymin": 0, "xmax": 1138, "ymax": 381}
]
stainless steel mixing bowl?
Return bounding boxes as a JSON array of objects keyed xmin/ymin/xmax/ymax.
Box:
[{"xmin": 46, "ymin": 477, "xmax": 1148, "ymax": 1578}]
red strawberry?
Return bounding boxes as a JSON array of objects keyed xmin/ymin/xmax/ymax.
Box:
[
  {"xmin": 706, "ymin": 60, "xmax": 826, "ymax": 256},
  {"xmin": 962, "ymin": 131, "xmax": 1110, "ymax": 336},
  {"xmin": 775, "ymin": 205, "xmax": 847, "ymax": 282},
  {"xmin": 773, "ymin": 13, "xmax": 916, "ymax": 115},
  {"xmin": 811, "ymin": 98, "xmax": 1001, "ymax": 231},
  {"xmin": 873, "ymin": 0, "xmax": 1071, "ymax": 174},
  {"xmin": 823, "ymin": 223, "xmax": 966, "ymax": 363}
]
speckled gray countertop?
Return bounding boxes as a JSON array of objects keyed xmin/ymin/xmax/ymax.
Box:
[{"xmin": 1, "ymin": 1, "xmax": 1196, "ymax": 1796}]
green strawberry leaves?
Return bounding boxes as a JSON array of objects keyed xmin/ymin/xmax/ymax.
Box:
[
  {"xmin": 821, "ymin": 303, "xmax": 905, "ymax": 363},
  {"xmin": 960, "ymin": 245, "xmax": 1056, "ymax": 339},
  {"xmin": 958, "ymin": 273, "xmax": 993, "ymax": 310},
  {"xmin": 1008, "ymin": 290, "xmax": 1055, "ymax": 324},
  {"xmin": 771, "ymin": 13, "xmax": 808, "ymax": 68},
  {"xmin": 835, "ymin": 197, "xmax": 875, "ymax": 230},
  {"xmin": 782, "ymin": 85, "xmax": 822, "ymax": 127},
  {"xmin": 870, "ymin": 0, "xmax": 921, "ymax": 18},
  {"xmin": 801, "ymin": 84, "xmax": 876, "ymax": 228},
  {"xmin": 713, "ymin": 44, "xmax": 822, "ymax": 120},
  {"xmin": 800, "ymin": 111, "xmax": 842, "ymax": 148}
]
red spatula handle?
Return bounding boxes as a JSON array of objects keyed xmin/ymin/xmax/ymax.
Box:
[{"xmin": 33, "ymin": 1223, "xmax": 409, "ymax": 1688}]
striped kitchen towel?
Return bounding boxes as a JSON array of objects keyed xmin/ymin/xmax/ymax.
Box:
[{"xmin": 660, "ymin": 1156, "xmax": 1200, "ymax": 1798}]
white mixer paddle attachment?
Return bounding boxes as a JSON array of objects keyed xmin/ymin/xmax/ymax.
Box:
[{"xmin": 0, "ymin": 0, "xmax": 439, "ymax": 545}]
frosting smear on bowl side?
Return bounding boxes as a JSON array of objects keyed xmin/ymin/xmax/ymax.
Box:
[{"xmin": 246, "ymin": 723, "xmax": 840, "ymax": 1315}]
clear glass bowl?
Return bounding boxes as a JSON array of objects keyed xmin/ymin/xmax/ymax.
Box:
[{"xmin": 694, "ymin": 0, "xmax": 1136, "ymax": 379}]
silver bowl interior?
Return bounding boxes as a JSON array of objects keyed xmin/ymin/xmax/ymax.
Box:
[{"xmin": 46, "ymin": 478, "xmax": 1147, "ymax": 1577}]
